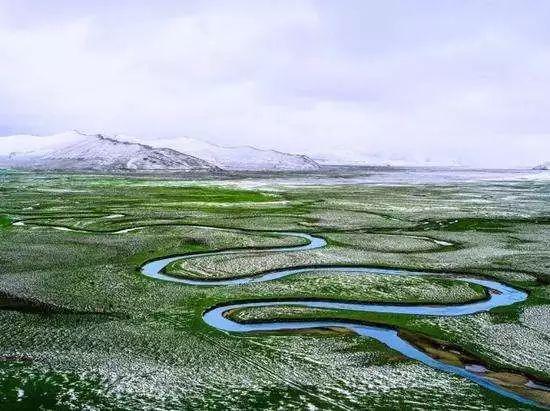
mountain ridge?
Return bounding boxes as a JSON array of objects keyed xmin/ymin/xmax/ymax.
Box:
[
  {"xmin": 0, "ymin": 131, "xmax": 218, "ymax": 171},
  {"xmin": 0, "ymin": 131, "xmax": 320, "ymax": 172},
  {"xmin": 119, "ymin": 135, "xmax": 320, "ymax": 171}
]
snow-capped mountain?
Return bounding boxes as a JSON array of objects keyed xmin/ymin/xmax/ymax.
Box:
[
  {"xmin": 0, "ymin": 131, "xmax": 320, "ymax": 172},
  {"xmin": 0, "ymin": 131, "xmax": 218, "ymax": 171},
  {"xmin": 121, "ymin": 136, "xmax": 320, "ymax": 171}
]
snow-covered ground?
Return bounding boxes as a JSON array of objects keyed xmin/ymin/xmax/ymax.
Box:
[
  {"xmin": 311, "ymin": 149, "xmax": 465, "ymax": 168},
  {"xmin": 193, "ymin": 168, "xmax": 550, "ymax": 189}
]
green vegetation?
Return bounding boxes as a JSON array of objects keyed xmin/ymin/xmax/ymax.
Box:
[
  {"xmin": 0, "ymin": 215, "xmax": 10, "ymax": 227},
  {"xmin": 0, "ymin": 170, "xmax": 548, "ymax": 409}
]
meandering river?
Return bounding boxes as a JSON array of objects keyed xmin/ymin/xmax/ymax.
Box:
[
  {"xmin": 12, "ymin": 217, "xmax": 545, "ymax": 407},
  {"xmin": 140, "ymin": 230, "xmax": 544, "ymax": 408}
]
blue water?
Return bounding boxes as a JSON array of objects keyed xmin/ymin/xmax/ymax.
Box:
[
  {"xmin": 141, "ymin": 232, "xmax": 326, "ymax": 285},
  {"xmin": 142, "ymin": 230, "xmax": 542, "ymax": 408}
]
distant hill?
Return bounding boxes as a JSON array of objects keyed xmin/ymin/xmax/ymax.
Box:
[
  {"xmin": 122, "ymin": 135, "xmax": 320, "ymax": 171},
  {"xmin": 0, "ymin": 131, "xmax": 320, "ymax": 172},
  {"xmin": 0, "ymin": 131, "xmax": 217, "ymax": 171}
]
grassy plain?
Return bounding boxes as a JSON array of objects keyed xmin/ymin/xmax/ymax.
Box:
[{"xmin": 0, "ymin": 170, "xmax": 548, "ymax": 409}]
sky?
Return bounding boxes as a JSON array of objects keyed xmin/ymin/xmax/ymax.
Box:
[{"xmin": 0, "ymin": 0, "xmax": 549, "ymax": 167}]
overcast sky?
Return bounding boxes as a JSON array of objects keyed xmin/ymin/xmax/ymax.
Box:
[{"xmin": 1, "ymin": 0, "xmax": 549, "ymax": 167}]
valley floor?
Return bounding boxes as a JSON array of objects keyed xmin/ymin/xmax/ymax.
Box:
[{"xmin": 0, "ymin": 171, "xmax": 549, "ymax": 409}]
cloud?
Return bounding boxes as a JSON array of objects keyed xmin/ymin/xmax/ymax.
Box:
[{"xmin": 0, "ymin": 0, "xmax": 549, "ymax": 167}]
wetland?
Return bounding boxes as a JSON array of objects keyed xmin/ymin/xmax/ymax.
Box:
[{"xmin": 0, "ymin": 169, "xmax": 549, "ymax": 409}]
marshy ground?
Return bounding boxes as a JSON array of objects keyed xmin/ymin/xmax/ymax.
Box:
[{"xmin": 0, "ymin": 170, "xmax": 548, "ymax": 409}]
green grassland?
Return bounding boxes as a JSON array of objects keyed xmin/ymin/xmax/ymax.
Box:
[{"xmin": 0, "ymin": 170, "xmax": 548, "ymax": 409}]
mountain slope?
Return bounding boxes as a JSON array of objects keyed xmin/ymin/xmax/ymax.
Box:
[
  {"xmin": 123, "ymin": 136, "xmax": 320, "ymax": 171},
  {"xmin": 0, "ymin": 131, "xmax": 218, "ymax": 171}
]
